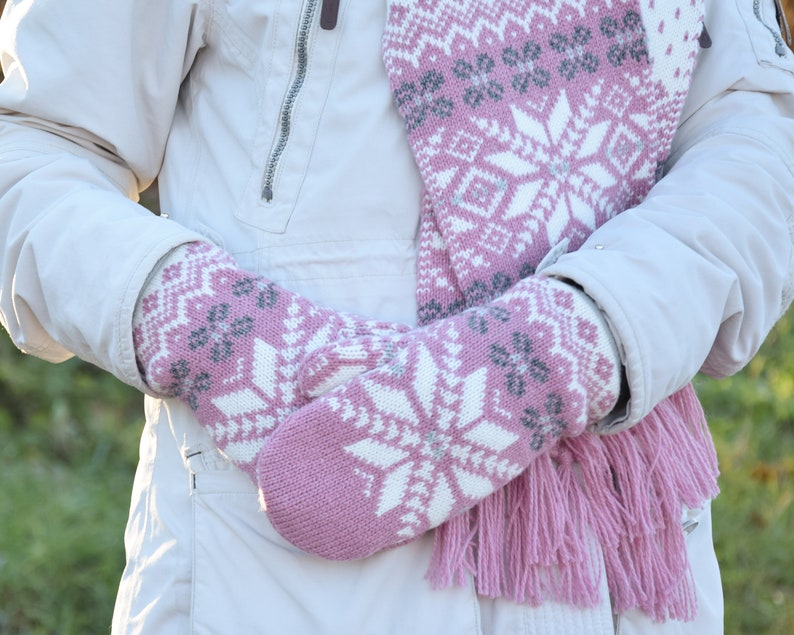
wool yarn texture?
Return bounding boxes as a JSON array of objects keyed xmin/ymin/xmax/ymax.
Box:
[
  {"xmin": 257, "ymin": 0, "xmax": 719, "ymax": 623},
  {"xmin": 259, "ymin": 275, "xmax": 622, "ymax": 553},
  {"xmin": 132, "ymin": 241, "xmax": 407, "ymax": 479}
]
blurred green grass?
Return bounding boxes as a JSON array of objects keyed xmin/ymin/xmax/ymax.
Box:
[
  {"xmin": 0, "ymin": 340, "xmax": 142, "ymax": 634},
  {"xmin": 0, "ymin": 310, "xmax": 792, "ymax": 633},
  {"xmin": 695, "ymin": 309, "xmax": 794, "ymax": 634}
]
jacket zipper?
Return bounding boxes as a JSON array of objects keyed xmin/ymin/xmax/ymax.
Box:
[
  {"xmin": 774, "ymin": 0, "xmax": 792, "ymax": 49},
  {"xmin": 261, "ymin": 0, "xmax": 321, "ymax": 203},
  {"xmin": 321, "ymin": 0, "xmax": 340, "ymax": 30},
  {"xmin": 755, "ymin": 0, "xmax": 790, "ymax": 57}
]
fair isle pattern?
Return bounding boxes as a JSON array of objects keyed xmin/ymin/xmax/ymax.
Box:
[
  {"xmin": 380, "ymin": 0, "xmax": 714, "ymax": 619},
  {"xmin": 384, "ymin": 0, "xmax": 703, "ymax": 312},
  {"xmin": 257, "ymin": 0, "xmax": 717, "ymax": 622},
  {"xmin": 414, "ymin": 195, "xmax": 469, "ymax": 325},
  {"xmin": 383, "ymin": 0, "xmax": 592, "ymax": 66},
  {"xmin": 260, "ymin": 277, "xmax": 620, "ymax": 555},
  {"xmin": 133, "ymin": 242, "xmax": 406, "ymax": 478}
]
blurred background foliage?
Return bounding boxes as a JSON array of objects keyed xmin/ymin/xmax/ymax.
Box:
[{"xmin": 1, "ymin": 0, "xmax": 794, "ymax": 633}]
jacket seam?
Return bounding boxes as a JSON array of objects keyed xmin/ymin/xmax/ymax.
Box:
[
  {"xmin": 0, "ymin": 135, "xmax": 138, "ymax": 197},
  {"xmin": 668, "ymin": 120, "xmax": 794, "ymax": 179},
  {"xmin": 204, "ymin": 0, "xmax": 215, "ymax": 44},
  {"xmin": 207, "ymin": 0, "xmax": 258, "ymax": 67}
]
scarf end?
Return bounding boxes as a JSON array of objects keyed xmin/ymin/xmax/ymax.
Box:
[{"xmin": 426, "ymin": 384, "xmax": 719, "ymax": 623}]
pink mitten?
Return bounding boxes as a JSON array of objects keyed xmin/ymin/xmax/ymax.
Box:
[
  {"xmin": 132, "ymin": 241, "xmax": 407, "ymax": 479},
  {"xmin": 257, "ymin": 276, "xmax": 621, "ymax": 558}
]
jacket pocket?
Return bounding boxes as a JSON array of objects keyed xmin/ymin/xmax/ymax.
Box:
[
  {"xmin": 186, "ymin": 447, "xmax": 484, "ymax": 635},
  {"xmin": 187, "ymin": 448, "xmax": 305, "ymax": 635}
]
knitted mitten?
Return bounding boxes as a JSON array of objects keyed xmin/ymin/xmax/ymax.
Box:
[
  {"xmin": 257, "ymin": 276, "xmax": 621, "ymax": 559},
  {"xmin": 132, "ymin": 241, "xmax": 407, "ymax": 479}
]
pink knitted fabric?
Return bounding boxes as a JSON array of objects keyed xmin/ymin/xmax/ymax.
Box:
[
  {"xmin": 259, "ymin": 276, "xmax": 621, "ymax": 556},
  {"xmin": 256, "ymin": 0, "xmax": 719, "ymax": 623},
  {"xmin": 394, "ymin": 1, "xmax": 718, "ymax": 621},
  {"xmin": 132, "ymin": 242, "xmax": 406, "ymax": 479},
  {"xmin": 387, "ymin": 0, "xmax": 703, "ymax": 317}
]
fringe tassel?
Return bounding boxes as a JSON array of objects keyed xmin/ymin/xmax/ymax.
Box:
[
  {"xmin": 426, "ymin": 383, "xmax": 719, "ymax": 622},
  {"xmin": 505, "ymin": 451, "xmax": 601, "ymax": 606},
  {"xmin": 426, "ymin": 504, "xmax": 477, "ymax": 590},
  {"xmin": 475, "ymin": 481, "xmax": 506, "ymax": 596}
]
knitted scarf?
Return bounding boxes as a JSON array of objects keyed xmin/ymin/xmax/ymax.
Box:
[{"xmin": 383, "ymin": 0, "xmax": 717, "ymax": 621}]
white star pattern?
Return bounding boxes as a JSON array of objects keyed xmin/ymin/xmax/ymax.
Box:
[{"xmin": 331, "ymin": 339, "xmax": 523, "ymax": 539}]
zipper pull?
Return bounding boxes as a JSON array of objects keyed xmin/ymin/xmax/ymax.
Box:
[
  {"xmin": 321, "ymin": 0, "xmax": 340, "ymax": 30},
  {"xmin": 698, "ymin": 24, "xmax": 712, "ymax": 49}
]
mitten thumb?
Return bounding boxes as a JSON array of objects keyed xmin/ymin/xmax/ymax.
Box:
[{"xmin": 297, "ymin": 333, "xmax": 407, "ymax": 398}]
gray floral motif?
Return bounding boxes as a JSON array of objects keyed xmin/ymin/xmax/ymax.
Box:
[
  {"xmin": 466, "ymin": 304, "xmax": 511, "ymax": 335},
  {"xmin": 464, "ymin": 271, "xmax": 515, "ymax": 307},
  {"xmin": 189, "ymin": 303, "xmax": 254, "ymax": 362},
  {"xmin": 464, "ymin": 280, "xmax": 493, "ymax": 306},
  {"xmin": 417, "ymin": 299, "xmax": 446, "ymax": 325},
  {"xmin": 168, "ymin": 360, "xmax": 211, "ymax": 411},
  {"xmin": 232, "ymin": 277, "xmax": 279, "ymax": 309},
  {"xmin": 393, "ymin": 70, "xmax": 454, "ymax": 131},
  {"xmin": 490, "ymin": 271, "xmax": 513, "ymax": 297},
  {"xmin": 502, "ymin": 40, "xmax": 551, "ymax": 93},
  {"xmin": 521, "ymin": 393, "xmax": 567, "ymax": 451},
  {"xmin": 519, "ymin": 262, "xmax": 536, "ymax": 279},
  {"xmin": 600, "ymin": 11, "xmax": 648, "ymax": 66},
  {"xmin": 549, "ymin": 26, "xmax": 599, "ymax": 80},
  {"xmin": 489, "ymin": 332, "xmax": 550, "ymax": 397},
  {"xmin": 419, "ymin": 273, "xmax": 515, "ymax": 327},
  {"xmin": 417, "ymin": 297, "xmax": 468, "ymax": 325},
  {"xmin": 453, "ymin": 54, "xmax": 504, "ymax": 108}
]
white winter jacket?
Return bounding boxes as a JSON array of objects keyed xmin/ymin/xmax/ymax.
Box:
[{"xmin": 0, "ymin": 0, "xmax": 792, "ymax": 633}]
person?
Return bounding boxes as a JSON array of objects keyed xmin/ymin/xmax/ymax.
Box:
[{"xmin": 0, "ymin": 0, "xmax": 792, "ymax": 633}]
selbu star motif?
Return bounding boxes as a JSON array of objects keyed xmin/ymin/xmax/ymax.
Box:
[{"xmin": 334, "ymin": 335, "xmax": 524, "ymax": 539}]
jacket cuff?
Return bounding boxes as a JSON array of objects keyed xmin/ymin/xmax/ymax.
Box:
[{"xmin": 116, "ymin": 224, "xmax": 208, "ymax": 394}]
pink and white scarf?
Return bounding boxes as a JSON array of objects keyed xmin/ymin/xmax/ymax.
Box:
[{"xmin": 383, "ymin": 0, "xmax": 717, "ymax": 621}]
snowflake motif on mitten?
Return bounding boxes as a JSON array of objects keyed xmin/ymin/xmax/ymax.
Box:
[
  {"xmin": 257, "ymin": 276, "xmax": 621, "ymax": 559},
  {"xmin": 132, "ymin": 241, "xmax": 407, "ymax": 479}
]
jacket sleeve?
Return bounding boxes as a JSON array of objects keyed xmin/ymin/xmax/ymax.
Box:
[
  {"xmin": 0, "ymin": 0, "xmax": 209, "ymax": 390},
  {"xmin": 542, "ymin": 0, "xmax": 794, "ymax": 427}
]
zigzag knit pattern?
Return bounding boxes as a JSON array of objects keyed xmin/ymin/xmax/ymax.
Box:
[{"xmin": 132, "ymin": 242, "xmax": 406, "ymax": 478}]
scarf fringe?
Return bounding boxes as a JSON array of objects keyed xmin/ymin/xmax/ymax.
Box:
[{"xmin": 426, "ymin": 383, "xmax": 719, "ymax": 622}]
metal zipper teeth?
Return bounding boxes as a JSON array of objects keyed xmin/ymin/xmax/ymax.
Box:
[
  {"xmin": 262, "ymin": 0, "xmax": 319, "ymax": 202},
  {"xmin": 755, "ymin": 0, "xmax": 788, "ymax": 57},
  {"xmin": 774, "ymin": 0, "xmax": 792, "ymax": 47}
]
